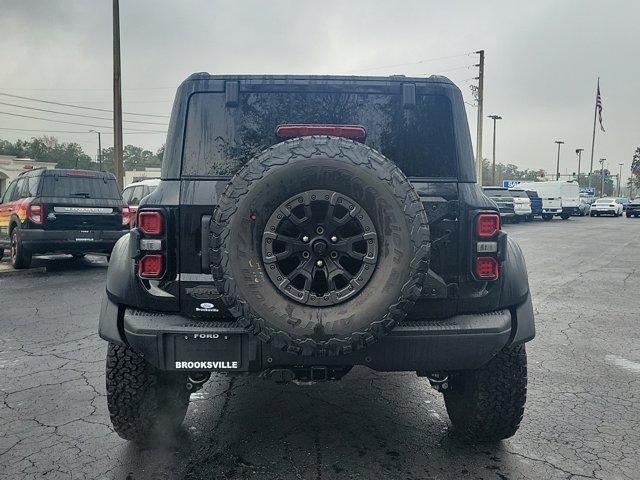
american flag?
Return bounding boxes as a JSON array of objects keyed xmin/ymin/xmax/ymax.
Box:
[{"xmin": 596, "ymin": 81, "xmax": 605, "ymax": 132}]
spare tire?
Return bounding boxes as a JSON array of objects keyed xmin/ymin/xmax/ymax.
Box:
[{"xmin": 210, "ymin": 136, "xmax": 430, "ymax": 356}]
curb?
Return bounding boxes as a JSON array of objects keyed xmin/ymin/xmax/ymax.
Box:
[{"xmin": 0, "ymin": 265, "xmax": 47, "ymax": 276}]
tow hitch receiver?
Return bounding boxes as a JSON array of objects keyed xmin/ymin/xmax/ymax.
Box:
[{"xmin": 262, "ymin": 366, "xmax": 352, "ymax": 384}]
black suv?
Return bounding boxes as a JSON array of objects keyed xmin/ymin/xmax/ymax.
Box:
[
  {"xmin": 99, "ymin": 74, "xmax": 535, "ymax": 444},
  {"xmin": 0, "ymin": 169, "xmax": 129, "ymax": 268}
]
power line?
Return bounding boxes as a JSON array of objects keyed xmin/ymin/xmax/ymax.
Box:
[
  {"xmin": 0, "ymin": 126, "xmax": 166, "ymax": 134},
  {"xmin": 0, "ymin": 110, "xmax": 168, "ymax": 132},
  {"xmin": 0, "ymin": 92, "xmax": 169, "ymax": 118},
  {"xmin": 0, "ymin": 86, "xmax": 176, "ymax": 91},
  {"xmin": 337, "ymin": 52, "xmax": 474, "ymax": 74},
  {"xmin": 426, "ymin": 64, "xmax": 476, "ymax": 76},
  {"xmin": 0, "ymin": 101, "xmax": 168, "ymax": 126}
]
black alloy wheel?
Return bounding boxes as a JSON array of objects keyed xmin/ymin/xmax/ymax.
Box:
[{"xmin": 262, "ymin": 190, "xmax": 378, "ymax": 307}]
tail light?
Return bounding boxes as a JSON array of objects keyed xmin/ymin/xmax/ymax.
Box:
[
  {"xmin": 27, "ymin": 203, "xmax": 44, "ymax": 225},
  {"xmin": 276, "ymin": 124, "xmax": 367, "ymax": 142},
  {"xmin": 138, "ymin": 211, "xmax": 163, "ymax": 235},
  {"xmin": 122, "ymin": 207, "xmax": 131, "ymax": 227},
  {"xmin": 474, "ymin": 212, "xmax": 501, "ymax": 281},
  {"xmin": 475, "ymin": 257, "xmax": 500, "ymax": 281},
  {"xmin": 136, "ymin": 209, "xmax": 166, "ymax": 280},
  {"xmin": 138, "ymin": 254, "xmax": 164, "ymax": 278},
  {"xmin": 476, "ymin": 213, "xmax": 500, "ymax": 238}
]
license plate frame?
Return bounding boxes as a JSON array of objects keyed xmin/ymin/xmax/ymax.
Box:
[{"xmin": 170, "ymin": 333, "xmax": 242, "ymax": 371}]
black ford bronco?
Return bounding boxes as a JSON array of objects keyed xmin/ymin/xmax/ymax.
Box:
[{"xmin": 99, "ymin": 73, "xmax": 535, "ymax": 443}]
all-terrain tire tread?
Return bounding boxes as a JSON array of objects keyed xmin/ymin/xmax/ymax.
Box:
[
  {"xmin": 443, "ymin": 344, "xmax": 527, "ymax": 442},
  {"xmin": 209, "ymin": 136, "xmax": 430, "ymax": 356},
  {"xmin": 106, "ymin": 343, "xmax": 189, "ymax": 443}
]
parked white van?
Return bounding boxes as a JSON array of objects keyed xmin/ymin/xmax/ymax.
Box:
[{"xmin": 517, "ymin": 180, "xmax": 580, "ymax": 221}]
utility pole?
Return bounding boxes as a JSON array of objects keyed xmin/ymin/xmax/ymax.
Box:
[
  {"xmin": 475, "ymin": 50, "xmax": 485, "ymax": 186},
  {"xmin": 599, "ymin": 158, "xmax": 606, "ymax": 196},
  {"xmin": 575, "ymin": 148, "xmax": 584, "ymax": 184},
  {"xmin": 89, "ymin": 130, "xmax": 102, "ymax": 170},
  {"xmin": 555, "ymin": 140, "xmax": 564, "ymax": 180},
  {"xmin": 618, "ymin": 163, "xmax": 623, "ymax": 196},
  {"xmin": 113, "ymin": 0, "xmax": 124, "ymax": 189},
  {"xmin": 488, "ymin": 115, "xmax": 502, "ymax": 185}
]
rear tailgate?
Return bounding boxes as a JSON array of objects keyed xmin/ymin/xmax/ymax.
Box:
[
  {"xmin": 41, "ymin": 199, "xmax": 124, "ymax": 230},
  {"xmin": 178, "ymin": 179, "xmax": 230, "ymax": 319},
  {"xmin": 542, "ymin": 198, "xmax": 561, "ymax": 210},
  {"xmin": 39, "ymin": 172, "xmax": 125, "ymax": 231}
]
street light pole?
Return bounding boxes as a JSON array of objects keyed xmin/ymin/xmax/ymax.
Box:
[
  {"xmin": 599, "ymin": 158, "xmax": 606, "ymax": 196},
  {"xmin": 488, "ymin": 115, "xmax": 502, "ymax": 185},
  {"xmin": 575, "ymin": 148, "xmax": 584, "ymax": 184},
  {"xmin": 555, "ymin": 140, "xmax": 564, "ymax": 180},
  {"xmin": 618, "ymin": 163, "xmax": 623, "ymax": 196},
  {"xmin": 89, "ymin": 130, "xmax": 102, "ymax": 170}
]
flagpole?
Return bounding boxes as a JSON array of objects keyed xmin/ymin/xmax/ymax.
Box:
[{"xmin": 588, "ymin": 77, "xmax": 599, "ymax": 188}]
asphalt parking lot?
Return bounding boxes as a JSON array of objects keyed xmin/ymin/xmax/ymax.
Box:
[{"xmin": 1, "ymin": 216, "xmax": 639, "ymax": 480}]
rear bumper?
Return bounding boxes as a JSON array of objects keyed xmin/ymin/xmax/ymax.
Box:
[
  {"xmin": 18, "ymin": 228, "xmax": 127, "ymax": 254},
  {"xmin": 99, "ymin": 293, "xmax": 535, "ymax": 373},
  {"xmin": 514, "ymin": 207, "xmax": 532, "ymax": 216},
  {"xmin": 591, "ymin": 208, "xmax": 617, "ymax": 215},
  {"xmin": 560, "ymin": 207, "xmax": 578, "ymax": 215}
]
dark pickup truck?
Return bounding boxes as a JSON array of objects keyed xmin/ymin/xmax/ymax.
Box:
[{"xmin": 99, "ymin": 73, "xmax": 535, "ymax": 445}]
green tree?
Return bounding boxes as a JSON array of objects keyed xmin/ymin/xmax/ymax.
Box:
[{"xmin": 481, "ymin": 159, "xmax": 544, "ymax": 186}]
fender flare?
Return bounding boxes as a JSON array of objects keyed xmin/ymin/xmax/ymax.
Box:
[
  {"xmin": 99, "ymin": 234, "xmax": 136, "ymax": 346},
  {"xmin": 500, "ymin": 236, "xmax": 535, "ymax": 346}
]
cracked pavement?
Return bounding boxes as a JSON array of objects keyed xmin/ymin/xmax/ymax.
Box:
[{"xmin": 1, "ymin": 217, "xmax": 639, "ymax": 479}]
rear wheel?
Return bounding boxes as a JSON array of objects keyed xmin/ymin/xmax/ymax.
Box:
[
  {"xmin": 10, "ymin": 228, "xmax": 32, "ymax": 269},
  {"xmin": 0, "ymin": 247, "xmax": 4, "ymax": 261},
  {"xmin": 106, "ymin": 343, "xmax": 191, "ymax": 443},
  {"xmin": 627, "ymin": 212, "xmax": 632, "ymax": 218},
  {"xmin": 444, "ymin": 344, "xmax": 527, "ymax": 442}
]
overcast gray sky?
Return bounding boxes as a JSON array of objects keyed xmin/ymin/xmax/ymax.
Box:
[{"xmin": 0, "ymin": 0, "xmax": 637, "ymax": 179}]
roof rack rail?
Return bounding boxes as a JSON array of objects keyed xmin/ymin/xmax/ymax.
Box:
[{"xmin": 17, "ymin": 166, "xmax": 47, "ymax": 176}]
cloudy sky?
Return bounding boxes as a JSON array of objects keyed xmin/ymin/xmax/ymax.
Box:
[{"xmin": 0, "ymin": 0, "xmax": 637, "ymax": 180}]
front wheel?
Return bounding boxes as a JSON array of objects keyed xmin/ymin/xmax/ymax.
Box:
[
  {"xmin": 542, "ymin": 214, "xmax": 553, "ymax": 221},
  {"xmin": 560, "ymin": 213, "xmax": 571, "ymax": 220},
  {"xmin": 106, "ymin": 343, "xmax": 191, "ymax": 443},
  {"xmin": 444, "ymin": 344, "xmax": 527, "ymax": 442}
]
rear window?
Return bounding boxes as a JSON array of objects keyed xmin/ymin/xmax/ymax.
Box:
[
  {"xmin": 182, "ymin": 91, "xmax": 458, "ymax": 179},
  {"xmin": 40, "ymin": 174, "xmax": 121, "ymax": 199}
]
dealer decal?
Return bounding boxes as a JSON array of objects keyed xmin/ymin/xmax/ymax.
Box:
[{"xmin": 175, "ymin": 361, "xmax": 239, "ymax": 369}]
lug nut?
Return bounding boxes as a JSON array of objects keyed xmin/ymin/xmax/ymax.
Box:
[
  {"xmin": 316, "ymin": 260, "xmax": 324, "ymax": 268},
  {"xmin": 316, "ymin": 226, "xmax": 324, "ymax": 235},
  {"xmin": 302, "ymin": 251, "xmax": 310, "ymax": 258},
  {"xmin": 330, "ymin": 236, "xmax": 338, "ymax": 243},
  {"xmin": 302, "ymin": 235, "xmax": 309, "ymax": 242}
]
